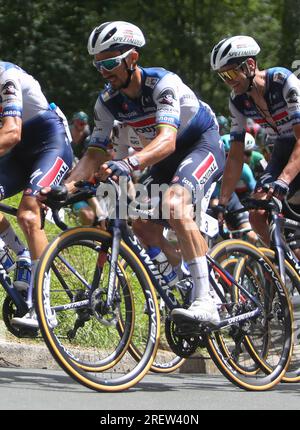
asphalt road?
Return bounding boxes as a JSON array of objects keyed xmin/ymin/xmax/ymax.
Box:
[{"xmin": 0, "ymin": 367, "xmax": 300, "ymax": 411}]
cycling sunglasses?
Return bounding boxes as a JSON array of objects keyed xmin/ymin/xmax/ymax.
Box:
[
  {"xmin": 218, "ymin": 61, "xmax": 247, "ymax": 82},
  {"xmin": 93, "ymin": 49, "xmax": 134, "ymax": 72}
]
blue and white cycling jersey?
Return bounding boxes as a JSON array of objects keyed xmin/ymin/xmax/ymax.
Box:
[
  {"xmin": 0, "ymin": 61, "xmax": 49, "ymax": 123},
  {"xmin": 89, "ymin": 67, "xmax": 217, "ymax": 152},
  {"xmin": 230, "ymin": 67, "xmax": 300, "ymax": 143},
  {"xmin": 0, "ymin": 61, "xmax": 73, "ymax": 198}
]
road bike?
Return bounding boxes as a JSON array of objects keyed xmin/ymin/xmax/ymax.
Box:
[
  {"xmin": 35, "ymin": 180, "xmax": 293, "ymax": 391},
  {"xmin": 210, "ymin": 197, "xmax": 300, "ymax": 383}
]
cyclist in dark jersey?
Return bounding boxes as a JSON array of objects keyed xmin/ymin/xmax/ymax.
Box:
[
  {"xmin": 0, "ymin": 62, "xmax": 73, "ymax": 328},
  {"xmin": 65, "ymin": 21, "xmax": 225, "ymax": 324},
  {"xmin": 210, "ymin": 35, "xmax": 300, "ymax": 245}
]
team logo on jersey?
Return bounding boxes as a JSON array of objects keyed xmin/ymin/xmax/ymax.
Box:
[
  {"xmin": 141, "ymin": 95, "xmax": 154, "ymax": 107},
  {"xmin": 145, "ymin": 77, "xmax": 159, "ymax": 89},
  {"xmin": 192, "ymin": 153, "xmax": 218, "ymax": 187},
  {"xmin": 37, "ymin": 157, "xmax": 69, "ymax": 187},
  {"xmin": 273, "ymin": 71, "xmax": 287, "ymax": 83},
  {"xmin": 158, "ymin": 88, "xmax": 176, "ymax": 106},
  {"xmin": 286, "ymin": 87, "xmax": 300, "ymax": 104},
  {"xmin": 2, "ymin": 80, "xmax": 17, "ymax": 96}
]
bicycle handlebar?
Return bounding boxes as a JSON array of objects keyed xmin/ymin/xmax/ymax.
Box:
[{"xmin": 230, "ymin": 197, "xmax": 281, "ymax": 215}]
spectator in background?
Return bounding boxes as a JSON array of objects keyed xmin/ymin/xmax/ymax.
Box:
[
  {"xmin": 70, "ymin": 111, "xmax": 96, "ymax": 225},
  {"xmin": 217, "ymin": 115, "xmax": 229, "ymax": 136}
]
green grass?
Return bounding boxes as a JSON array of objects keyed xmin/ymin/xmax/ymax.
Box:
[{"xmin": 0, "ymin": 193, "xmax": 78, "ymax": 335}]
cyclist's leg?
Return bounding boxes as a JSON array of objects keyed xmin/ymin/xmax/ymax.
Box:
[
  {"xmin": 226, "ymin": 192, "xmax": 258, "ymax": 243},
  {"xmin": 165, "ymin": 128, "xmax": 225, "ymax": 322},
  {"xmin": 12, "ymin": 115, "xmax": 72, "ymax": 327},
  {"xmin": 17, "ymin": 136, "xmax": 72, "ymax": 260},
  {"xmin": 132, "ymin": 166, "xmax": 183, "ymax": 267},
  {"xmin": 0, "ymin": 152, "xmax": 29, "ymax": 254}
]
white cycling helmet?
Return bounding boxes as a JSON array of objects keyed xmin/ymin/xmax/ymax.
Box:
[
  {"xmin": 244, "ymin": 132, "xmax": 257, "ymax": 151},
  {"xmin": 210, "ymin": 36, "xmax": 260, "ymax": 71},
  {"xmin": 88, "ymin": 21, "xmax": 146, "ymax": 55}
]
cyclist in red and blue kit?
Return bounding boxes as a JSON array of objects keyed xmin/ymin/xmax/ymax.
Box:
[{"xmin": 66, "ymin": 21, "xmax": 225, "ymax": 324}]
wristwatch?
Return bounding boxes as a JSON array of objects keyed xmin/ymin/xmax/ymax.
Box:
[{"xmin": 127, "ymin": 155, "xmax": 140, "ymax": 171}]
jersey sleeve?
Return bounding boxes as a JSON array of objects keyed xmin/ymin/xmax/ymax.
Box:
[
  {"xmin": 229, "ymin": 98, "xmax": 247, "ymax": 143},
  {"xmin": 282, "ymin": 73, "xmax": 300, "ymax": 126},
  {"xmin": 152, "ymin": 73, "xmax": 181, "ymax": 130},
  {"xmin": 88, "ymin": 96, "xmax": 115, "ymax": 152},
  {"xmin": 241, "ymin": 163, "xmax": 256, "ymax": 192},
  {"xmin": 0, "ymin": 69, "xmax": 23, "ymax": 118}
]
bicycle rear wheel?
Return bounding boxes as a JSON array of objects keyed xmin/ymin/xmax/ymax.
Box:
[
  {"xmin": 118, "ymin": 260, "xmax": 186, "ymax": 373},
  {"xmin": 207, "ymin": 239, "xmax": 293, "ymax": 391},
  {"xmin": 260, "ymin": 247, "xmax": 300, "ymax": 382},
  {"xmin": 35, "ymin": 227, "xmax": 160, "ymax": 392}
]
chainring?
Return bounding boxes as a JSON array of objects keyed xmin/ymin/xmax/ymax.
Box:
[
  {"xmin": 2, "ymin": 295, "xmax": 39, "ymax": 338},
  {"xmin": 165, "ymin": 316, "xmax": 203, "ymax": 358}
]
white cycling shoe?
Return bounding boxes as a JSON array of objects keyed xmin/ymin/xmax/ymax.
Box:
[
  {"xmin": 171, "ymin": 296, "xmax": 220, "ymax": 325},
  {"xmin": 11, "ymin": 309, "xmax": 39, "ymax": 329},
  {"xmin": 11, "ymin": 308, "xmax": 58, "ymax": 329}
]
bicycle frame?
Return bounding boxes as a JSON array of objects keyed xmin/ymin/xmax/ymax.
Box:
[
  {"xmin": 0, "ymin": 202, "xmax": 29, "ymax": 316},
  {"xmin": 105, "ymin": 198, "xmax": 265, "ymax": 330}
]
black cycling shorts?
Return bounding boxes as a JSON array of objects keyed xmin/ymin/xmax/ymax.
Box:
[{"xmin": 0, "ymin": 111, "xmax": 73, "ymax": 200}]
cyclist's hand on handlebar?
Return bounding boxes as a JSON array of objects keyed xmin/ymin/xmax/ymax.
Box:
[
  {"xmin": 39, "ymin": 184, "xmax": 69, "ymax": 208},
  {"xmin": 97, "ymin": 156, "xmax": 140, "ymax": 182},
  {"xmin": 266, "ymin": 179, "xmax": 289, "ymax": 201},
  {"xmin": 255, "ymin": 179, "xmax": 289, "ymax": 201},
  {"xmin": 97, "ymin": 160, "xmax": 131, "ymax": 183}
]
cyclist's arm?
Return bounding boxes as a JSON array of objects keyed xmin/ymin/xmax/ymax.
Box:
[
  {"xmin": 0, "ymin": 116, "xmax": 22, "ymax": 155},
  {"xmin": 241, "ymin": 163, "xmax": 256, "ymax": 192},
  {"xmin": 131, "ymin": 126, "xmax": 177, "ymax": 170},
  {"xmin": 277, "ymin": 123, "xmax": 300, "ymax": 184},
  {"xmin": 219, "ymin": 99, "xmax": 247, "ymax": 206},
  {"xmin": 219, "ymin": 140, "xmax": 245, "ymax": 205},
  {"xmin": 66, "ymin": 96, "xmax": 115, "ymax": 191},
  {"xmin": 278, "ymin": 77, "xmax": 300, "ymax": 184},
  {"xmin": 127, "ymin": 73, "xmax": 180, "ymax": 169},
  {"xmin": 65, "ymin": 147, "xmax": 110, "ymax": 192}
]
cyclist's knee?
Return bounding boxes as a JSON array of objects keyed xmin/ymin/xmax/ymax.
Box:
[
  {"xmin": 79, "ymin": 207, "xmax": 95, "ymax": 226},
  {"xmin": 163, "ymin": 185, "xmax": 193, "ymax": 222},
  {"xmin": 17, "ymin": 197, "xmax": 41, "ymax": 231},
  {"xmin": 132, "ymin": 219, "xmax": 164, "ymax": 247}
]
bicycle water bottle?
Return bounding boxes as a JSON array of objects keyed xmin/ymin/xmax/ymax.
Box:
[
  {"xmin": 14, "ymin": 251, "xmax": 31, "ymax": 291},
  {"xmin": 0, "ymin": 245, "xmax": 15, "ymax": 273},
  {"xmin": 147, "ymin": 247, "xmax": 179, "ymax": 287}
]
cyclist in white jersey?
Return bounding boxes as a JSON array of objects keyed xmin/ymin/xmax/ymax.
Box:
[
  {"xmin": 0, "ymin": 62, "xmax": 73, "ymax": 328},
  {"xmin": 65, "ymin": 21, "xmax": 225, "ymax": 324},
  {"xmin": 210, "ymin": 35, "xmax": 300, "ymax": 244}
]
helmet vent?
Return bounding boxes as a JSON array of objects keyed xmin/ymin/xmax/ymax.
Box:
[
  {"xmin": 220, "ymin": 44, "xmax": 231, "ymax": 59},
  {"xmin": 103, "ymin": 27, "xmax": 117, "ymax": 43}
]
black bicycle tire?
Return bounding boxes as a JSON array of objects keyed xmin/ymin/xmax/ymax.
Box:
[
  {"xmin": 118, "ymin": 259, "xmax": 186, "ymax": 373},
  {"xmin": 207, "ymin": 239, "xmax": 293, "ymax": 391},
  {"xmin": 35, "ymin": 227, "xmax": 160, "ymax": 392},
  {"xmin": 215, "ymin": 257, "xmax": 262, "ymax": 376},
  {"xmin": 259, "ymin": 247, "xmax": 300, "ymax": 383}
]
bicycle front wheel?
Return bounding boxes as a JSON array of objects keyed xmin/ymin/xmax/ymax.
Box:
[
  {"xmin": 35, "ymin": 227, "xmax": 160, "ymax": 392},
  {"xmin": 207, "ymin": 239, "xmax": 293, "ymax": 391},
  {"xmin": 259, "ymin": 247, "xmax": 300, "ymax": 383}
]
